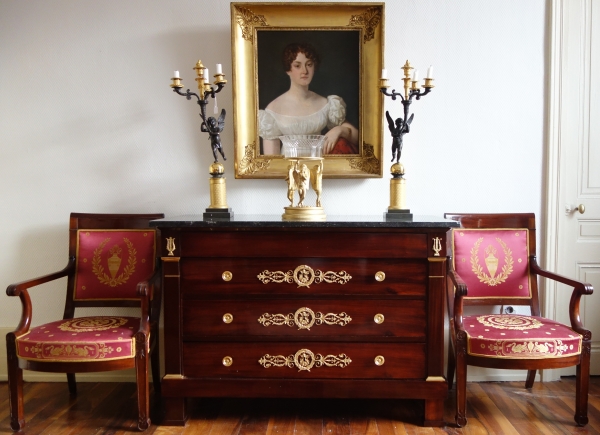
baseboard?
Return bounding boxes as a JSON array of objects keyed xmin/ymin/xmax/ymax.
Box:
[
  {"xmin": 465, "ymin": 368, "xmax": 540, "ymax": 383},
  {"xmin": 1, "ymin": 327, "xmax": 9, "ymax": 381}
]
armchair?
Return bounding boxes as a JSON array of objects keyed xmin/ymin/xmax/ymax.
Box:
[
  {"xmin": 6, "ymin": 213, "xmax": 164, "ymax": 431},
  {"xmin": 444, "ymin": 213, "xmax": 592, "ymax": 427}
]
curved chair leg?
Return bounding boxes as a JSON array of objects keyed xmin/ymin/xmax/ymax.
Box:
[
  {"xmin": 447, "ymin": 339, "xmax": 456, "ymax": 390},
  {"xmin": 455, "ymin": 335, "xmax": 468, "ymax": 427},
  {"xmin": 136, "ymin": 334, "xmax": 151, "ymax": 431},
  {"xmin": 575, "ymin": 346, "xmax": 590, "ymax": 426},
  {"xmin": 150, "ymin": 334, "xmax": 161, "ymax": 395},
  {"xmin": 525, "ymin": 369, "xmax": 536, "ymax": 389},
  {"xmin": 7, "ymin": 334, "xmax": 25, "ymax": 431},
  {"xmin": 67, "ymin": 373, "xmax": 77, "ymax": 396}
]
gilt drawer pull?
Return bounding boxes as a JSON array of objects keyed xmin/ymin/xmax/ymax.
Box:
[
  {"xmin": 222, "ymin": 313, "xmax": 233, "ymax": 324},
  {"xmin": 374, "ymin": 313, "xmax": 385, "ymax": 324},
  {"xmin": 222, "ymin": 271, "xmax": 233, "ymax": 281},
  {"xmin": 258, "ymin": 307, "xmax": 352, "ymax": 330},
  {"xmin": 375, "ymin": 271, "xmax": 386, "ymax": 282},
  {"xmin": 222, "ymin": 356, "xmax": 233, "ymax": 367},
  {"xmin": 259, "ymin": 348, "xmax": 352, "ymax": 372},
  {"xmin": 374, "ymin": 355, "xmax": 385, "ymax": 366},
  {"xmin": 257, "ymin": 265, "xmax": 351, "ymax": 288}
]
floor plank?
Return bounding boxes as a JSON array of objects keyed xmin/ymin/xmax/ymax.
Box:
[{"xmin": 1, "ymin": 377, "xmax": 600, "ymax": 434}]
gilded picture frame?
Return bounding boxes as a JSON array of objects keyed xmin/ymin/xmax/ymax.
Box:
[{"xmin": 231, "ymin": 2, "xmax": 384, "ymax": 179}]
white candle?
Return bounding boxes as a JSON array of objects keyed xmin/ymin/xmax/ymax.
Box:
[
  {"xmin": 426, "ymin": 65, "xmax": 434, "ymax": 79},
  {"xmin": 204, "ymin": 68, "xmax": 209, "ymax": 79},
  {"xmin": 174, "ymin": 70, "xmax": 180, "ymax": 78},
  {"xmin": 412, "ymin": 70, "xmax": 419, "ymax": 81},
  {"xmin": 381, "ymin": 68, "xmax": 387, "ymax": 79},
  {"xmin": 216, "ymin": 63, "xmax": 222, "ymax": 75}
]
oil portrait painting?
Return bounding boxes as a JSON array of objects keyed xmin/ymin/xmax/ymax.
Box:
[{"xmin": 231, "ymin": 3, "xmax": 384, "ymax": 179}]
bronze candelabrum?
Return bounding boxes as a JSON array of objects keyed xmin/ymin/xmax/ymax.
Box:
[
  {"xmin": 379, "ymin": 60, "xmax": 434, "ymax": 221},
  {"xmin": 170, "ymin": 60, "xmax": 233, "ymax": 220}
]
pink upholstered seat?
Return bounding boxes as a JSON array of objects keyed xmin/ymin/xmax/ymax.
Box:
[
  {"xmin": 16, "ymin": 316, "xmax": 139, "ymax": 362},
  {"xmin": 445, "ymin": 213, "xmax": 592, "ymax": 428},
  {"xmin": 463, "ymin": 314, "xmax": 581, "ymax": 359}
]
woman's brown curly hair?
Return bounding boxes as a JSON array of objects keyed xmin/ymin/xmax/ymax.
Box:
[{"xmin": 282, "ymin": 43, "xmax": 320, "ymax": 72}]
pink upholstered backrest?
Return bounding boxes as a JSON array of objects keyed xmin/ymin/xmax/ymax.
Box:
[
  {"xmin": 451, "ymin": 228, "xmax": 532, "ymax": 300},
  {"xmin": 74, "ymin": 229, "xmax": 156, "ymax": 300}
]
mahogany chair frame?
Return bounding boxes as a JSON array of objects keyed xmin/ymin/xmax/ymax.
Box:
[
  {"xmin": 444, "ymin": 213, "xmax": 592, "ymax": 427},
  {"xmin": 6, "ymin": 212, "xmax": 164, "ymax": 431}
]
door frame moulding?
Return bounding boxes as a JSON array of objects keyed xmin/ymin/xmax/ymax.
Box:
[{"xmin": 544, "ymin": 0, "xmax": 592, "ymax": 382}]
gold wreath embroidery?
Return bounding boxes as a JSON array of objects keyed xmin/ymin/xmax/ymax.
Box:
[
  {"xmin": 470, "ymin": 237, "xmax": 513, "ymax": 286},
  {"xmin": 59, "ymin": 317, "xmax": 128, "ymax": 332},
  {"xmin": 476, "ymin": 315, "xmax": 542, "ymax": 330},
  {"xmin": 92, "ymin": 238, "xmax": 137, "ymax": 287}
]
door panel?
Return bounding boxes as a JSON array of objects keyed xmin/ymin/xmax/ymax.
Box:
[{"xmin": 550, "ymin": 0, "xmax": 600, "ymax": 376}]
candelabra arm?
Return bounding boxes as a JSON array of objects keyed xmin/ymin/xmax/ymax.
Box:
[
  {"xmin": 214, "ymin": 82, "xmax": 226, "ymax": 95},
  {"xmin": 380, "ymin": 88, "xmax": 405, "ymax": 102},
  {"xmin": 203, "ymin": 82, "xmax": 227, "ymax": 100},
  {"xmin": 173, "ymin": 87, "xmax": 202, "ymax": 104},
  {"xmin": 412, "ymin": 87, "xmax": 432, "ymax": 101}
]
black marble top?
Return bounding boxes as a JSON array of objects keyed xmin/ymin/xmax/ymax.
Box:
[{"xmin": 150, "ymin": 215, "xmax": 459, "ymax": 229}]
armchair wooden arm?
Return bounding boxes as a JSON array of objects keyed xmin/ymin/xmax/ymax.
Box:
[
  {"xmin": 530, "ymin": 257, "xmax": 593, "ymax": 336},
  {"xmin": 7, "ymin": 257, "xmax": 75, "ymax": 296},
  {"xmin": 6, "ymin": 258, "xmax": 76, "ymax": 336},
  {"xmin": 136, "ymin": 280, "xmax": 152, "ymax": 336},
  {"xmin": 447, "ymin": 267, "xmax": 467, "ymax": 331}
]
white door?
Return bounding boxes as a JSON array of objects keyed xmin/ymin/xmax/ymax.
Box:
[{"xmin": 546, "ymin": 0, "xmax": 600, "ymax": 378}]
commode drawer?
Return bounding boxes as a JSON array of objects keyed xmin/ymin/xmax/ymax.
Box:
[
  {"xmin": 179, "ymin": 231, "xmax": 428, "ymax": 258},
  {"xmin": 182, "ymin": 299, "xmax": 426, "ymax": 339},
  {"xmin": 181, "ymin": 258, "xmax": 427, "ymax": 297},
  {"xmin": 182, "ymin": 342, "xmax": 426, "ymax": 379}
]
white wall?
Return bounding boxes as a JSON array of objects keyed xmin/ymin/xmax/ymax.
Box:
[{"xmin": 0, "ymin": 0, "xmax": 546, "ymax": 380}]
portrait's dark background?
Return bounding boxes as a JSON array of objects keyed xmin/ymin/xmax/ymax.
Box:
[{"xmin": 257, "ymin": 30, "xmax": 360, "ymax": 129}]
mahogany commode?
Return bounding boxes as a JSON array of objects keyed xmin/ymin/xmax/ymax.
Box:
[{"xmin": 151, "ymin": 215, "xmax": 458, "ymax": 426}]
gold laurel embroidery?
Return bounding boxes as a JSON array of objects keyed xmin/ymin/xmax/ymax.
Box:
[
  {"xmin": 470, "ymin": 237, "xmax": 514, "ymax": 286},
  {"xmin": 92, "ymin": 238, "xmax": 137, "ymax": 287}
]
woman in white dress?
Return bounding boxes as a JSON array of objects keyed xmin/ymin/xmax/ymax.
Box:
[{"xmin": 259, "ymin": 43, "xmax": 359, "ymax": 155}]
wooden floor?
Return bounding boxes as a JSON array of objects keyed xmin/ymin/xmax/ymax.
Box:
[{"xmin": 1, "ymin": 377, "xmax": 600, "ymax": 434}]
